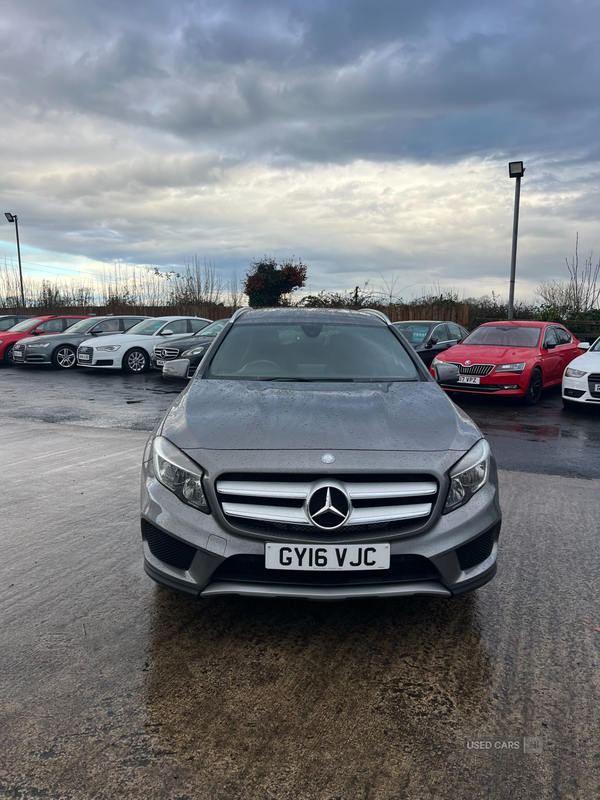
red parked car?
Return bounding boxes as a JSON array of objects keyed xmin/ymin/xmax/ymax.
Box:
[
  {"xmin": 430, "ymin": 320, "xmax": 581, "ymax": 404},
  {"xmin": 0, "ymin": 315, "xmax": 89, "ymax": 364}
]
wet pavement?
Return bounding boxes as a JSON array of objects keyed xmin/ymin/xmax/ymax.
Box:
[{"xmin": 1, "ymin": 366, "xmax": 600, "ymax": 799}]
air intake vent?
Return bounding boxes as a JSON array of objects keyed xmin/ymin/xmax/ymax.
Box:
[{"xmin": 142, "ymin": 520, "xmax": 196, "ymax": 570}]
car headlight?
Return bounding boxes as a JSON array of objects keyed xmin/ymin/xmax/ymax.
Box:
[
  {"xmin": 28, "ymin": 342, "xmax": 51, "ymax": 348},
  {"xmin": 182, "ymin": 346, "xmax": 207, "ymax": 357},
  {"xmin": 152, "ymin": 436, "xmax": 209, "ymax": 513},
  {"xmin": 443, "ymin": 439, "xmax": 491, "ymax": 514},
  {"xmin": 495, "ymin": 362, "xmax": 526, "ymax": 373},
  {"xmin": 565, "ymin": 367, "xmax": 586, "ymax": 378},
  {"xmin": 96, "ymin": 345, "xmax": 121, "ymax": 352}
]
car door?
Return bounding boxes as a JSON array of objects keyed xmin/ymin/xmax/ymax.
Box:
[
  {"xmin": 554, "ymin": 326, "xmax": 579, "ymax": 375},
  {"xmin": 540, "ymin": 326, "xmax": 562, "ymax": 384},
  {"xmin": 420, "ymin": 324, "xmax": 450, "ymax": 366}
]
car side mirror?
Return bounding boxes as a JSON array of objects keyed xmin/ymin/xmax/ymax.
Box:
[
  {"xmin": 434, "ymin": 363, "xmax": 460, "ymax": 384},
  {"xmin": 163, "ymin": 358, "xmax": 190, "ymax": 380},
  {"xmin": 424, "ymin": 336, "xmax": 439, "ymax": 349},
  {"xmin": 544, "ymin": 341, "xmax": 557, "ymax": 350},
  {"xmin": 31, "ymin": 328, "xmax": 45, "ymax": 335},
  {"xmin": 577, "ymin": 342, "xmax": 590, "ymax": 350},
  {"xmin": 160, "ymin": 329, "xmax": 174, "ymax": 336}
]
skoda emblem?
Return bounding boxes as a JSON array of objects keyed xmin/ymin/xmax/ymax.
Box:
[
  {"xmin": 307, "ymin": 486, "xmax": 350, "ymax": 530},
  {"xmin": 465, "ymin": 360, "xmax": 471, "ymax": 365},
  {"xmin": 321, "ymin": 453, "xmax": 335, "ymax": 464}
]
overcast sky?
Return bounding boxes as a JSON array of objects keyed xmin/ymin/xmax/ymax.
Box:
[{"xmin": 1, "ymin": 0, "xmax": 600, "ymax": 301}]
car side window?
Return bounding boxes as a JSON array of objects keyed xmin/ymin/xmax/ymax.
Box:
[
  {"xmin": 63, "ymin": 318, "xmax": 87, "ymax": 330},
  {"xmin": 555, "ymin": 327, "xmax": 572, "ymax": 345},
  {"xmin": 93, "ymin": 319, "xmax": 121, "ymax": 333},
  {"xmin": 431, "ymin": 324, "xmax": 448, "ymax": 343},
  {"xmin": 189, "ymin": 319, "xmax": 210, "ymax": 333},
  {"xmin": 161, "ymin": 319, "xmax": 188, "ymax": 335},
  {"xmin": 543, "ymin": 328, "xmax": 559, "ymax": 348},
  {"xmin": 38, "ymin": 318, "xmax": 65, "ymax": 333},
  {"xmin": 0, "ymin": 318, "xmax": 16, "ymax": 331},
  {"xmin": 123, "ymin": 318, "xmax": 145, "ymax": 331},
  {"xmin": 447, "ymin": 323, "xmax": 464, "ymax": 341}
]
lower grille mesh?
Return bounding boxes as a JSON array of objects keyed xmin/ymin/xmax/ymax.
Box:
[
  {"xmin": 456, "ymin": 526, "xmax": 498, "ymax": 570},
  {"xmin": 210, "ymin": 553, "xmax": 439, "ymax": 586},
  {"xmin": 142, "ymin": 520, "xmax": 196, "ymax": 570}
]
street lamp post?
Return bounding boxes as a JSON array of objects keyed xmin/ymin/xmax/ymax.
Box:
[
  {"xmin": 507, "ymin": 161, "xmax": 525, "ymax": 320},
  {"xmin": 4, "ymin": 212, "xmax": 25, "ymax": 310}
]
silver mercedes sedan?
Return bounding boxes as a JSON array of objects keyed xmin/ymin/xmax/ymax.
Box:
[{"xmin": 141, "ymin": 307, "xmax": 501, "ymax": 601}]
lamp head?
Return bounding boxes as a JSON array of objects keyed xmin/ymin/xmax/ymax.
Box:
[
  {"xmin": 4, "ymin": 212, "xmax": 16, "ymax": 223},
  {"xmin": 508, "ymin": 161, "xmax": 525, "ymax": 178}
]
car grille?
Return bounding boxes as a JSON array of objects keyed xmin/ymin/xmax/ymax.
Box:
[
  {"xmin": 588, "ymin": 373, "xmax": 600, "ymax": 398},
  {"xmin": 214, "ymin": 472, "xmax": 438, "ymax": 540},
  {"xmin": 78, "ymin": 346, "xmax": 93, "ymax": 355},
  {"xmin": 448, "ymin": 362, "xmax": 495, "ymax": 376},
  {"xmin": 456, "ymin": 525, "xmax": 498, "ymax": 570},
  {"xmin": 210, "ymin": 553, "xmax": 440, "ymax": 586},
  {"xmin": 142, "ymin": 520, "xmax": 196, "ymax": 570},
  {"xmin": 153, "ymin": 346, "xmax": 181, "ymax": 360}
]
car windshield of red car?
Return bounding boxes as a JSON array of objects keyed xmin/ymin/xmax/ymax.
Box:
[
  {"xmin": 461, "ymin": 325, "xmax": 542, "ymax": 348},
  {"xmin": 8, "ymin": 317, "xmax": 45, "ymax": 332}
]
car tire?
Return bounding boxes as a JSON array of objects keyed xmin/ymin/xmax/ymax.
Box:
[
  {"xmin": 523, "ymin": 368, "xmax": 543, "ymax": 405},
  {"xmin": 52, "ymin": 345, "xmax": 77, "ymax": 369},
  {"xmin": 123, "ymin": 348, "xmax": 149, "ymax": 374},
  {"xmin": 562, "ymin": 396, "xmax": 581, "ymax": 411},
  {"xmin": 4, "ymin": 344, "xmax": 16, "ymax": 364}
]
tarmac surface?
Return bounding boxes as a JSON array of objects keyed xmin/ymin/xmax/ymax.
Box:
[{"xmin": 1, "ymin": 365, "xmax": 600, "ymax": 799}]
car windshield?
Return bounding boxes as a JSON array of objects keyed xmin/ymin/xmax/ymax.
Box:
[
  {"xmin": 63, "ymin": 318, "xmax": 99, "ymax": 334},
  {"xmin": 8, "ymin": 317, "xmax": 45, "ymax": 332},
  {"xmin": 590, "ymin": 337, "xmax": 600, "ymax": 352},
  {"xmin": 126, "ymin": 319, "xmax": 169, "ymax": 335},
  {"xmin": 207, "ymin": 322, "xmax": 420, "ymax": 381},
  {"xmin": 393, "ymin": 323, "xmax": 434, "ymax": 344},
  {"xmin": 195, "ymin": 319, "xmax": 228, "ymax": 337},
  {"xmin": 461, "ymin": 325, "xmax": 542, "ymax": 348}
]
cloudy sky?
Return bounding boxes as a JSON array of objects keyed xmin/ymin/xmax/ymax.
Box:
[{"xmin": 1, "ymin": 0, "xmax": 600, "ymax": 302}]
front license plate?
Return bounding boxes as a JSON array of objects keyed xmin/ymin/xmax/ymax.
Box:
[
  {"xmin": 595, "ymin": 384, "xmax": 600, "ymax": 393},
  {"xmin": 156, "ymin": 359, "xmax": 166, "ymax": 366},
  {"xmin": 458, "ymin": 375, "xmax": 480, "ymax": 384},
  {"xmin": 13, "ymin": 351, "xmax": 23, "ymax": 358},
  {"xmin": 78, "ymin": 354, "xmax": 90, "ymax": 361},
  {"xmin": 265, "ymin": 543, "xmax": 390, "ymax": 571}
]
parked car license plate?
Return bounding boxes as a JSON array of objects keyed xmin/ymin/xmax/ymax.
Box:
[
  {"xmin": 265, "ymin": 542, "xmax": 390, "ymax": 571},
  {"xmin": 13, "ymin": 351, "xmax": 23, "ymax": 358},
  {"xmin": 458, "ymin": 375, "xmax": 480, "ymax": 384},
  {"xmin": 156, "ymin": 359, "xmax": 166, "ymax": 366},
  {"xmin": 78, "ymin": 354, "xmax": 90, "ymax": 361},
  {"xmin": 595, "ymin": 384, "xmax": 600, "ymax": 392}
]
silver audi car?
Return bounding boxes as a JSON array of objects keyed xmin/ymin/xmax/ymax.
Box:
[{"xmin": 141, "ymin": 308, "xmax": 501, "ymax": 600}]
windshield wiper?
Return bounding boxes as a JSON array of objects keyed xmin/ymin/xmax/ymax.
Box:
[{"xmin": 260, "ymin": 377, "xmax": 355, "ymax": 382}]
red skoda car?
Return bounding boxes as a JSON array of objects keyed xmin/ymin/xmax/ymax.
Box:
[
  {"xmin": 0, "ymin": 315, "xmax": 89, "ymax": 364},
  {"xmin": 430, "ymin": 320, "xmax": 581, "ymax": 404}
]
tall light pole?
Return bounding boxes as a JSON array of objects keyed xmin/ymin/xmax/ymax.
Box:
[
  {"xmin": 4, "ymin": 212, "xmax": 25, "ymax": 310},
  {"xmin": 507, "ymin": 161, "xmax": 525, "ymax": 320}
]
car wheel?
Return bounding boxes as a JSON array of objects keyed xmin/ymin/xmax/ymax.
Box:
[
  {"xmin": 523, "ymin": 368, "xmax": 543, "ymax": 405},
  {"xmin": 123, "ymin": 348, "xmax": 149, "ymax": 374},
  {"xmin": 4, "ymin": 344, "xmax": 16, "ymax": 364},
  {"xmin": 52, "ymin": 345, "xmax": 77, "ymax": 369},
  {"xmin": 562, "ymin": 396, "xmax": 581, "ymax": 411}
]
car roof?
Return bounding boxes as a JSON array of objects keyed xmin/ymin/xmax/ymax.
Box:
[
  {"xmin": 479, "ymin": 320, "xmax": 546, "ymax": 327},
  {"xmin": 231, "ymin": 308, "xmax": 391, "ymax": 326}
]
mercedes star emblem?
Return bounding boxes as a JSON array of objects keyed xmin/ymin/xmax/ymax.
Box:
[{"xmin": 307, "ymin": 486, "xmax": 350, "ymax": 530}]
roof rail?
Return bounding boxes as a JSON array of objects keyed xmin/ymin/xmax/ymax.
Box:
[
  {"xmin": 230, "ymin": 307, "xmax": 254, "ymax": 322},
  {"xmin": 358, "ymin": 309, "xmax": 392, "ymax": 324}
]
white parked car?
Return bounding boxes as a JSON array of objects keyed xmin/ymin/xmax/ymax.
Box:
[
  {"xmin": 77, "ymin": 316, "xmax": 212, "ymax": 373},
  {"xmin": 561, "ymin": 339, "xmax": 600, "ymax": 408}
]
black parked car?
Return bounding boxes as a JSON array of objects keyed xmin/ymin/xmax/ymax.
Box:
[
  {"xmin": 0, "ymin": 314, "xmax": 34, "ymax": 331},
  {"xmin": 12, "ymin": 315, "xmax": 150, "ymax": 369},
  {"xmin": 151, "ymin": 318, "xmax": 230, "ymax": 377},
  {"xmin": 393, "ymin": 320, "xmax": 468, "ymax": 367}
]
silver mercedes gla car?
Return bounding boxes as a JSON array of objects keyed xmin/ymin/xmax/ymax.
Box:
[{"xmin": 141, "ymin": 308, "xmax": 501, "ymax": 600}]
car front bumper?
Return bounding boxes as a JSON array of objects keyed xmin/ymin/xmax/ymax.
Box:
[
  {"xmin": 12, "ymin": 346, "xmax": 52, "ymax": 364},
  {"xmin": 140, "ymin": 450, "xmax": 502, "ymax": 600},
  {"xmin": 562, "ymin": 373, "xmax": 600, "ymax": 405}
]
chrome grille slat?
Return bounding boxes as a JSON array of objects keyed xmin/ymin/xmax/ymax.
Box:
[
  {"xmin": 347, "ymin": 503, "xmax": 432, "ymax": 524},
  {"xmin": 222, "ymin": 503, "xmax": 310, "ymax": 524},
  {"xmin": 154, "ymin": 347, "xmax": 181, "ymax": 359},
  {"xmin": 216, "ymin": 479, "xmax": 437, "ymax": 500},
  {"xmin": 221, "ymin": 501, "xmax": 433, "ymax": 526},
  {"xmin": 449, "ymin": 362, "xmax": 495, "ymax": 376}
]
